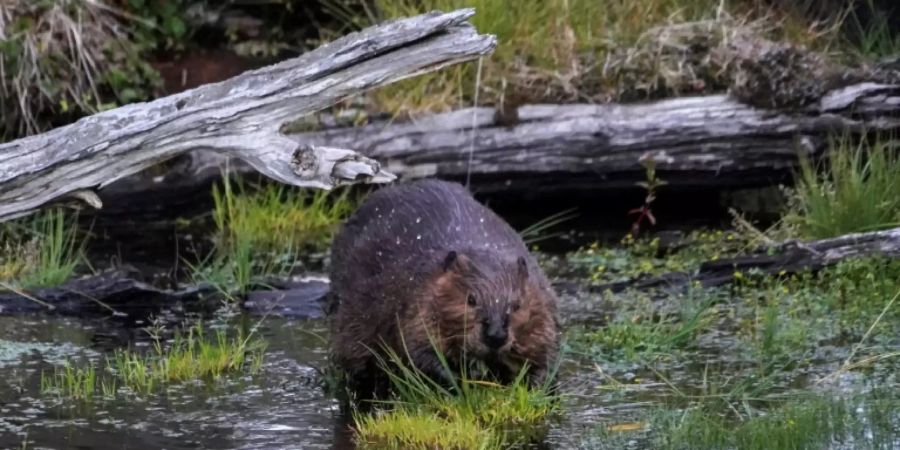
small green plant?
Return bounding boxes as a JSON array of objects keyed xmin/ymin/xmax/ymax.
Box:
[
  {"xmin": 193, "ymin": 175, "xmax": 357, "ymax": 295},
  {"xmin": 0, "ymin": 208, "xmax": 86, "ymax": 288},
  {"xmin": 628, "ymin": 152, "xmax": 668, "ymax": 238},
  {"xmin": 786, "ymin": 133, "xmax": 900, "ymax": 239},
  {"xmin": 352, "ymin": 334, "xmax": 560, "ymax": 449}
]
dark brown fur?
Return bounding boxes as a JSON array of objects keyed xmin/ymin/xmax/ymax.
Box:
[{"xmin": 328, "ymin": 179, "xmax": 560, "ymax": 400}]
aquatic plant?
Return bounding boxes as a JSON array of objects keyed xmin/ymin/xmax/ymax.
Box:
[
  {"xmin": 41, "ymin": 322, "xmax": 266, "ymax": 400},
  {"xmin": 568, "ymin": 228, "xmax": 752, "ymax": 285},
  {"xmin": 111, "ymin": 321, "xmax": 267, "ymax": 394},
  {"xmin": 785, "ymin": 133, "xmax": 900, "ymax": 239}
]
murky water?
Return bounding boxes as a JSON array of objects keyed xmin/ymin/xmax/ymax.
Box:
[{"xmin": 0, "ymin": 283, "xmax": 895, "ymax": 449}]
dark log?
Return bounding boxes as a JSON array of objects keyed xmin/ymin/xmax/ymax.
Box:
[{"xmin": 0, "ymin": 268, "xmax": 329, "ymax": 319}]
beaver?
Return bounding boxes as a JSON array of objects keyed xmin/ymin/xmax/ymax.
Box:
[{"xmin": 327, "ymin": 179, "xmax": 560, "ymax": 401}]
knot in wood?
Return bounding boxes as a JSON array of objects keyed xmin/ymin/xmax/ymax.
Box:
[{"xmin": 290, "ymin": 145, "xmax": 318, "ymax": 176}]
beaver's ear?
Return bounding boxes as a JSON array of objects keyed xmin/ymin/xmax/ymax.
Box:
[
  {"xmin": 517, "ymin": 256, "xmax": 529, "ymax": 281},
  {"xmin": 442, "ymin": 251, "xmax": 471, "ymax": 273}
]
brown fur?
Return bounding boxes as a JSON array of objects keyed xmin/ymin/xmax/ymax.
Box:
[{"xmin": 327, "ymin": 179, "xmax": 560, "ymax": 401}]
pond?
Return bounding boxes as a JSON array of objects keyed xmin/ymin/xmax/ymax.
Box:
[{"xmin": 1, "ymin": 263, "xmax": 897, "ymax": 450}]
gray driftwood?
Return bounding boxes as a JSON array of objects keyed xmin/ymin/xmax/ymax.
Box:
[
  {"xmin": 288, "ymin": 82, "xmax": 900, "ymax": 193},
  {"xmin": 0, "ymin": 9, "xmax": 496, "ymax": 222}
]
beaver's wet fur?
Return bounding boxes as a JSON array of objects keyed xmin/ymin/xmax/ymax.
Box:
[{"xmin": 328, "ymin": 179, "xmax": 560, "ymax": 401}]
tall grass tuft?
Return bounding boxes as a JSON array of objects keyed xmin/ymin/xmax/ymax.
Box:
[
  {"xmin": 0, "ymin": 208, "xmax": 86, "ymax": 288},
  {"xmin": 193, "ymin": 175, "xmax": 357, "ymax": 295},
  {"xmin": 788, "ymin": 134, "xmax": 900, "ymax": 239}
]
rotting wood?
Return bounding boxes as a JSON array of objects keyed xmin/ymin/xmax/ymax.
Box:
[
  {"xmin": 0, "ymin": 9, "xmax": 497, "ymax": 223},
  {"xmin": 284, "ymin": 82, "xmax": 900, "ymax": 194},
  {"xmin": 573, "ymin": 226, "xmax": 900, "ymax": 294}
]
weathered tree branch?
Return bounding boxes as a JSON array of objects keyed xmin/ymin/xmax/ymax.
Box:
[
  {"xmin": 0, "ymin": 9, "xmax": 497, "ymax": 222},
  {"xmin": 288, "ymin": 82, "xmax": 900, "ymax": 194}
]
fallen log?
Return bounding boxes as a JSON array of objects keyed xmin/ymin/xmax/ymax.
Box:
[
  {"xmin": 0, "ymin": 9, "xmax": 497, "ymax": 222},
  {"xmin": 0, "ymin": 267, "xmax": 329, "ymax": 319},
  {"xmin": 576, "ymin": 226, "xmax": 900, "ymax": 294},
  {"xmin": 286, "ymin": 82, "xmax": 900, "ymax": 194}
]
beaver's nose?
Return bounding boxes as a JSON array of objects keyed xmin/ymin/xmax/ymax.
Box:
[{"xmin": 482, "ymin": 322, "xmax": 508, "ymax": 349}]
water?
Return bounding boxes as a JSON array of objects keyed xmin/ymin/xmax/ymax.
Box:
[
  {"xmin": 0, "ymin": 315, "xmax": 351, "ymax": 450},
  {"xmin": 0, "ymin": 286, "xmax": 895, "ymax": 449}
]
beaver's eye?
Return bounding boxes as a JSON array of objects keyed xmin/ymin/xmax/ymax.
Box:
[
  {"xmin": 466, "ymin": 294, "xmax": 477, "ymax": 306},
  {"xmin": 511, "ymin": 302, "xmax": 521, "ymax": 312}
]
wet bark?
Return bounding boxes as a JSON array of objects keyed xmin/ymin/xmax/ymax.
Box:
[{"xmin": 0, "ymin": 9, "xmax": 496, "ymax": 222}]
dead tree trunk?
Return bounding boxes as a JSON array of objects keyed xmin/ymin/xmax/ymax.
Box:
[
  {"xmin": 0, "ymin": 9, "xmax": 496, "ymax": 222},
  {"xmin": 288, "ymin": 82, "xmax": 900, "ymax": 194}
]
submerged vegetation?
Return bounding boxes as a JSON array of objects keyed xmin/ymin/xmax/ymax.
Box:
[{"xmin": 41, "ymin": 321, "xmax": 266, "ymax": 400}]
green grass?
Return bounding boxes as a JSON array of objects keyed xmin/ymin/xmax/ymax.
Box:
[
  {"xmin": 569, "ymin": 287, "xmax": 716, "ymax": 363},
  {"xmin": 360, "ymin": 0, "xmax": 843, "ymax": 114},
  {"xmin": 844, "ymin": 0, "xmax": 900, "ymax": 60},
  {"xmin": 786, "ymin": 134, "xmax": 900, "ymax": 239},
  {"xmin": 352, "ymin": 339, "xmax": 560, "ymax": 449},
  {"xmin": 192, "ymin": 176, "xmax": 357, "ymax": 295},
  {"xmin": 41, "ymin": 322, "xmax": 266, "ymax": 400},
  {"xmin": 40, "ymin": 361, "xmax": 116, "ymax": 402},
  {"xmin": 0, "ymin": 208, "xmax": 86, "ymax": 288}
]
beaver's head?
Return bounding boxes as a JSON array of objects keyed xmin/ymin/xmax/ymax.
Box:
[{"xmin": 431, "ymin": 249, "xmax": 534, "ymax": 362}]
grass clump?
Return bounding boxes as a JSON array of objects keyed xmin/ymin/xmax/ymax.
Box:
[
  {"xmin": 785, "ymin": 134, "xmax": 900, "ymax": 239},
  {"xmin": 111, "ymin": 321, "xmax": 266, "ymax": 394},
  {"xmin": 41, "ymin": 322, "xmax": 266, "ymax": 400},
  {"xmin": 193, "ymin": 176, "xmax": 356, "ymax": 294},
  {"xmin": 40, "ymin": 361, "xmax": 117, "ymax": 402},
  {"xmin": 0, "ymin": 208, "xmax": 86, "ymax": 288},
  {"xmin": 353, "ymin": 344, "xmax": 559, "ymax": 449}
]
